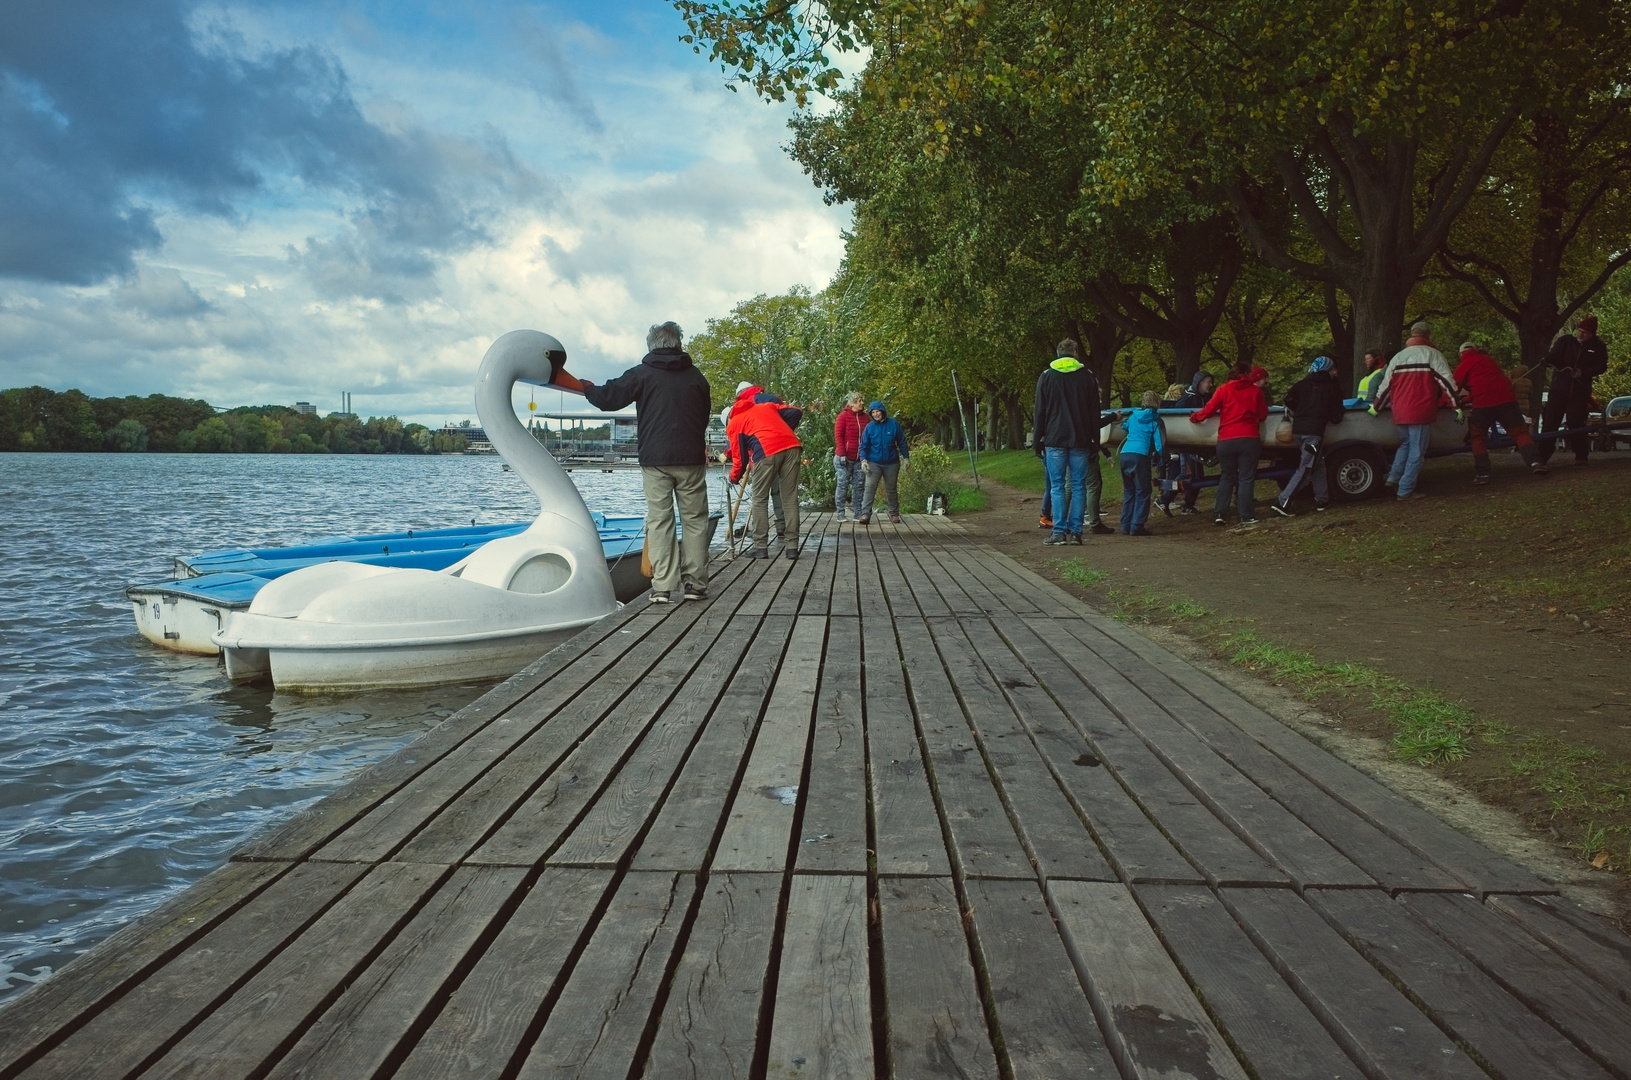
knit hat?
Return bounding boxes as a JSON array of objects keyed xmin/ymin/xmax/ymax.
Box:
[{"xmin": 1308, "ymin": 356, "xmax": 1334, "ymax": 373}]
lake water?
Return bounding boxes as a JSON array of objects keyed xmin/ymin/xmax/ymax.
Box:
[{"xmin": 0, "ymin": 452, "xmax": 706, "ymax": 1006}]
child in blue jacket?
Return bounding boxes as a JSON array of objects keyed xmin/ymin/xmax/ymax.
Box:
[{"xmin": 1118, "ymin": 391, "xmax": 1165, "ymax": 535}]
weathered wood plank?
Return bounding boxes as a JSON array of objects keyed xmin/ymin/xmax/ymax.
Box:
[
  {"xmin": 0, "ymin": 860, "xmax": 289, "ymax": 1077},
  {"xmin": 233, "ymin": 600, "xmax": 667, "ymax": 863},
  {"xmin": 894, "ymin": 617, "xmax": 1033, "ymax": 880},
  {"xmin": 627, "ymin": 618, "xmax": 796, "ymax": 874},
  {"xmin": 11, "ymin": 862, "xmax": 361, "ymax": 1080},
  {"xmin": 1041, "ymin": 620, "xmax": 1377, "ymax": 890},
  {"xmin": 392, "ymin": 866, "xmax": 614, "ymax": 1080},
  {"xmin": 964, "ymin": 879, "xmax": 1117, "ymax": 1080},
  {"xmin": 515, "ymin": 871, "xmax": 695, "ymax": 1080},
  {"xmin": 712, "ymin": 616, "xmax": 827, "ymax": 872},
  {"xmin": 1221, "ymin": 888, "xmax": 1485, "ymax": 1080},
  {"xmin": 139, "ymin": 862, "xmax": 449, "ymax": 1080},
  {"xmin": 798, "ymin": 516, "xmax": 840, "ymax": 617},
  {"xmin": 314, "ymin": 598, "xmax": 722, "ymax": 865},
  {"xmin": 794, "ymin": 616, "xmax": 869, "ymax": 874},
  {"xmin": 864, "ymin": 617, "xmax": 953, "ymax": 878},
  {"xmin": 765, "ymin": 875, "xmax": 872, "ymax": 1080},
  {"xmin": 642, "ymin": 872, "xmax": 781, "ymax": 1079},
  {"xmin": 263, "ymin": 866, "xmax": 526, "ymax": 1080},
  {"xmin": 1058, "ymin": 619, "xmax": 1467, "ymax": 892},
  {"xmin": 1310, "ymin": 888, "xmax": 1612, "ymax": 1080},
  {"xmin": 1136, "ymin": 884, "xmax": 1359, "ymax": 1080},
  {"xmin": 1048, "ymin": 880, "xmax": 1248, "ymax": 1080},
  {"xmin": 546, "ymin": 617, "xmax": 759, "ymax": 869},
  {"xmin": 1002, "ymin": 619, "xmax": 1278, "ymax": 886},
  {"xmin": 1077, "ymin": 607, "xmax": 1553, "ymax": 895},
  {"xmin": 828, "ymin": 529, "xmax": 859, "ymax": 618},
  {"xmin": 769, "ymin": 517, "xmax": 830, "ymax": 616},
  {"xmin": 877, "ymin": 877, "xmax": 1000, "ymax": 1080},
  {"xmin": 1487, "ymin": 893, "xmax": 1631, "ymax": 1005},
  {"xmin": 876, "ymin": 533, "xmax": 952, "ymax": 618},
  {"xmin": 1400, "ymin": 891, "xmax": 1631, "ymax": 1073},
  {"xmin": 922, "ymin": 619, "xmax": 1113, "ymax": 881},
  {"xmin": 469, "ymin": 604, "xmax": 755, "ymax": 867},
  {"xmin": 853, "ymin": 528, "xmax": 893, "ymax": 621}
]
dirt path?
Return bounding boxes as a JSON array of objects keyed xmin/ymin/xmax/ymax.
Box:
[{"xmin": 954, "ymin": 455, "xmax": 1631, "ymax": 915}]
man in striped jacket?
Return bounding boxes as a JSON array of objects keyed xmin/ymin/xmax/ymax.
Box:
[{"xmin": 1372, "ymin": 321, "xmax": 1460, "ymax": 499}]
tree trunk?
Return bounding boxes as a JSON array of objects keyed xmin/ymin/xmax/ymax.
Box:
[{"xmin": 1323, "ymin": 281, "xmax": 1355, "ymax": 392}]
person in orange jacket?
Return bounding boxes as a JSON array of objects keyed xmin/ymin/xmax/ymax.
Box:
[{"xmin": 725, "ymin": 384, "xmax": 804, "ymax": 559}]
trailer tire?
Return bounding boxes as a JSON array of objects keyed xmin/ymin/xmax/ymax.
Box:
[{"xmin": 1326, "ymin": 443, "xmax": 1389, "ymax": 503}]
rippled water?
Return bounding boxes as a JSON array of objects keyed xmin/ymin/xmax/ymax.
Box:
[{"xmin": 0, "ymin": 452, "xmax": 670, "ymax": 1005}]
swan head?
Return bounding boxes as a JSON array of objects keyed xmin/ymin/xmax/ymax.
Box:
[{"xmin": 478, "ymin": 329, "xmax": 569, "ymax": 391}]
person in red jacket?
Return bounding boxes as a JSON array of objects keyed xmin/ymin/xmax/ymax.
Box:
[
  {"xmin": 1373, "ymin": 321, "xmax": 1459, "ymax": 499},
  {"xmin": 726, "ymin": 384, "xmax": 804, "ymax": 559},
  {"xmin": 832, "ymin": 392, "xmax": 866, "ymax": 519},
  {"xmin": 1454, "ymin": 342, "xmax": 1548, "ymax": 484},
  {"xmin": 1190, "ymin": 362, "xmax": 1270, "ymax": 525}
]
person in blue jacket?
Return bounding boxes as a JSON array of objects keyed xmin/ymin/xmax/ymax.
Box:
[
  {"xmin": 857, "ymin": 400, "xmax": 910, "ymax": 523},
  {"xmin": 1118, "ymin": 391, "xmax": 1165, "ymax": 535}
]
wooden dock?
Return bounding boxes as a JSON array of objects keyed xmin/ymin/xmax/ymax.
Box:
[{"xmin": 4, "ymin": 514, "xmax": 1631, "ymax": 1080}]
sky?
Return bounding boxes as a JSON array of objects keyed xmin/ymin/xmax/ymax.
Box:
[{"xmin": 0, "ymin": 0, "xmax": 852, "ymax": 427}]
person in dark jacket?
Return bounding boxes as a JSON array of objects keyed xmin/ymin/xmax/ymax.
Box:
[
  {"xmin": 579, "ymin": 321, "xmax": 712, "ymax": 602},
  {"xmin": 1034, "ymin": 339, "xmax": 1110, "ymax": 544},
  {"xmin": 857, "ymin": 401, "xmax": 910, "ymax": 523},
  {"xmin": 1159, "ymin": 369, "xmax": 1214, "ymax": 515},
  {"xmin": 1270, "ymin": 356, "xmax": 1347, "ymax": 517},
  {"xmin": 1537, "ymin": 315, "xmax": 1609, "ymax": 466}
]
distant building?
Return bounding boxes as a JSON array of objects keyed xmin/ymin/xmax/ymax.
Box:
[{"xmin": 293, "ymin": 402, "xmax": 317, "ymax": 415}]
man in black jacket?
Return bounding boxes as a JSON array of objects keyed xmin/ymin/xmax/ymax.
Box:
[
  {"xmin": 1537, "ymin": 315, "xmax": 1609, "ymax": 466},
  {"xmin": 579, "ymin": 322, "xmax": 712, "ymax": 603},
  {"xmin": 1270, "ymin": 356, "xmax": 1347, "ymax": 517},
  {"xmin": 1033, "ymin": 338, "xmax": 1110, "ymax": 544}
]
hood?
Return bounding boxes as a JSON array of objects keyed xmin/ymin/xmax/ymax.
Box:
[
  {"xmin": 733, "ymin": 384, "xmax": 765, "ymax": 408},
  {"xmin": 868, "ymin": 400, "xmax": 888, "ymax": 419},
  {"xmin": 1048, "ymin": 357, "xmax": 1085, "ymax": 374},
  {"xmin": 1248, "ymin": 366, "xmax": 1269, "ymax": 384},
  {"xmin": 1188, "ymin": 370, "xmax": 1213, "ymax": 393},
  {"xmin": 643, "ymin": 347, "xmax": 694, "ymax": 371}
]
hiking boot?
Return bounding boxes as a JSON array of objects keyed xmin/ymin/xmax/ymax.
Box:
[
  {"xmin": 1269, "ymin": 503, "xmax": 1294, "ymax": 517},
  {"xmin": 1158, "ymin": 501, "xmax": 1173, "ymax": 517},
  {"xmin": 1043, "ymin": 533, "xmax": 1070, "ymax": 546},
  {"xmin": 1238, "ymin": 518, "xmax": 1260, "ymax": 526},
  {"xmin": 889, "ymin": 512, "xmax": 902, "ymax": 523},
  {"xmin": 1088, "ymin": 522, "xmax": 1114, "ymax": 535},
  {"xmin": 1472, "ymin": 474, "xmax": 1490, "ymax": 486},
  {"xmin": 1214, "ymin": 516, "xmax": 1227, "ymax": 526},
  {"xmin": 1314, "ymin": 503, "xmax": 1329, "ymax": 512},
  {"xmin": 1039, "ymin": 516, "xmax": 1053, "ymax": 529},
  {"xmin": 683, "ymin": 583, "xmax": 707, "ymax": 601},
  {"xmin": 1069, "ymin": 532, "xmax": 1083, "ymax": 544},
  {"xmin": 1530, "ymin": 462, "xmax": 1550, "ymax": 476},
  {"xmin": 1131, "ymin": 526, "xmax": 1153, "ymax": 537},
  {"xmin": 1384, "ymin": 477, "xmax": 1399, "ymax": 489},
  {"xmin": 1179, "ymin": 506, "xmax": 1198, "ymax": 516},
  {"xmin": 856, "ymin": 515, "xmax": 871, "ymax": 525},
  {"xmin": 744, "ymin": 547, "xmax": 769, "ymax": 559},
  {"xmin": 785, "ymin": 548, "xmax": 798, "ymax": 560},
  {"xmin": 649, "ymin": 590, "xmax": 672, "ymax": 604}
]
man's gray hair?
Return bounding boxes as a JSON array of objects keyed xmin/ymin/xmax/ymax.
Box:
[
  {"xmin": 647, "ymin": 321, "xmax": 683, "ymax": 350},
  {"xmin": 1410, "ymin": 320, "xmax": 1432, "ymax": 337}
]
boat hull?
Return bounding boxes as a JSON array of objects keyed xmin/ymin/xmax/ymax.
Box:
[
  {"xmin": 1104, "ymin": 404, "xmax": 1472, "ymax": 453},
  {"xmin": 249, "ymin": 624, "xmax": 584, "ymax": 692}
]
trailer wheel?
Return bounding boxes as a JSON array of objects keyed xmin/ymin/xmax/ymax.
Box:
[{"xmin": 1326, "ymin": 444, "xmax": 1389, "ymax": 502}]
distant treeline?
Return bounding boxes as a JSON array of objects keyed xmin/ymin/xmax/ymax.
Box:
[{"xmin": 0, "ymin": 386, "xmax": 468, "ymax": 455}]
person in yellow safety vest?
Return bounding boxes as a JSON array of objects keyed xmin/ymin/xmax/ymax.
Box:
[{"xmin": 1358, "ymin": 348, "xmax": 1389, "ymax": 403}]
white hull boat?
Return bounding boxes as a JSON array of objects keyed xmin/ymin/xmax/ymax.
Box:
[
  {"xmin": 213, "ymin": 330, "xmax": 622, "ymax": 691},
  {"xmin": 1102, "ymin": 402, "xmax": 1471, "ymax": 452}
]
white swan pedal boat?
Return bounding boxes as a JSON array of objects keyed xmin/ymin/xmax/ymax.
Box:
[{"xmin": 211, "ymin": 330, "xmax": 628, "ymax": 692}]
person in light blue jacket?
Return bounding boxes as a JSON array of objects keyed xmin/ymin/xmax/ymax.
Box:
[{"xmin": 1118, "ymin": 391, "xmax": 1165, "ymax": 535}]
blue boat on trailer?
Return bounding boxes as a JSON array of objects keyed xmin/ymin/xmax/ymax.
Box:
[{"xmin": 127, "ymin": 512, "xmax": 679, "ymax": 655}]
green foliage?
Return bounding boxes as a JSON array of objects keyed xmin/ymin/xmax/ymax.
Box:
[
  {"xmin": 0, "ymin": 386, "xmax": 451, "ymax": 455},
  {"xmin": 897, "ymin": 437, "xmax": 952, "ymax": 512}
]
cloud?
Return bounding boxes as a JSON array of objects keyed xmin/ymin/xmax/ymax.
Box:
[
  {"xmin": 0, "ymin": 0, "xmax": 548, "ymax": 292},
  {"xmin": 507, "ymin": 9, "xmax": 604, "ymax": 133}
]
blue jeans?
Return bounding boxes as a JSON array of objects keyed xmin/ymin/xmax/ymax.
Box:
[
  {"xmin": 1388, "ymin": 424, "xmax": 1431, "ymax": 496},
  {"xmin": 1214, "ymin": 438, "xmax": 1261, "ymax": 520},
  {"xmin": 833, "ymin": 456, "xmax": 863, "ymax": 514},
  {"xmin": 1045, "ymin": 447, "xmax": 1092, "ymax": 535},
  {"xmin": 1118, "ymin": 452, "xmax": 1152, "ymax": 531}
]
